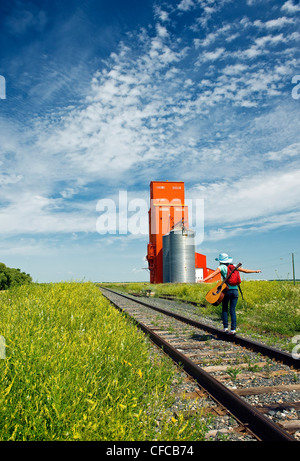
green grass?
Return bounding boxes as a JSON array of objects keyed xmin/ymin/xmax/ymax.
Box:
[
  {"xmin": 0, "ymin": 282, "xmax": 210, "ymax": 441},
  {"xmin": 101, "ymin": 281, "xmax": 300, "ymax": 351},
  {"xmin": 3, "ymin": 280, "xmax": 297, "ymax": 440}
]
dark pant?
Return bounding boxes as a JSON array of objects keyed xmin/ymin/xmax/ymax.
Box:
[{"xmin": 222, "ymin": 289, "xmax": 238, "ymax": 330}]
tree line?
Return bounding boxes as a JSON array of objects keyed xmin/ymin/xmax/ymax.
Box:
[{"xmin": 0, "ymin": 263, "xmax": 32, "ymax": 290}]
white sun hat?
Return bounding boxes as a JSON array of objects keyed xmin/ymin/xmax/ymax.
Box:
[{"xmin": 215, "ymin": 253, "xmax": 233, "ymax": 264}]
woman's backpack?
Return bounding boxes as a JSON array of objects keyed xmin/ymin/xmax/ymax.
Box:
[
  {"xmin": 227, "ymin": 264, "xmax": 242, "ymax": 286},
  {"xmin": 226, "ymin": 264, "xmax": 244, "ymax": 299}
]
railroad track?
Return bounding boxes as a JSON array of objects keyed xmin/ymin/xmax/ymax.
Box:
[{"xmin": 99, "ymin": 287, "xmax": 300, "ymax": 442}]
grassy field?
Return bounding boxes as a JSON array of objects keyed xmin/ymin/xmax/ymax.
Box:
[
  {"xmin": 101, "ymin": 281, "xmax": 300, "ymax": 352},
  {"xmin": 0, "ymin": 282, "xmax": 209, "ymax": 441}
]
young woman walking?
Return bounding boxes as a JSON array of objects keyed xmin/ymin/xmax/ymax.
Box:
[{"xmin": 201, "ymin": 253, "xmax": 261, "ymax": 334}]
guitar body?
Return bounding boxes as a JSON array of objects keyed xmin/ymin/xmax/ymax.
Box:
[
  {"xmin": 205, "ymin": 262, "xmax": 242, "ymax": 306},
  {"xmin": 205, "ymin": 281, "xmax": 228, "ymax": 306}
]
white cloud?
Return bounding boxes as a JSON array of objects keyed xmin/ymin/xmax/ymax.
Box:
[
  {"xmin": 0, "ymin": 174, "xmax": 23, "ymax": 185},
  {"xmin": 192, "ymin": 168, "xmax": 300, "ymax": 241},
  {"xmin": 281, "ymin": 0, "xmax": 300, "ymax": 14},
  {"xmin": 255, "ymin": 33, "xmax": 285, "ymax": 47},
  {"xmin": 156, "ymin": 23, "xmax": 168, "ymax": 38},
  {"xmin": 225, "ymin": 32, "xmax": 240, "ymax": 43},
  {"xmin": 254, "ymin": 17, "xmax": 295, "ymax": 29},
  {"xmin": 201, "ymin": 47, "xmax": 226, "ymax": 61},
  {"xmin": 246, "ymin": 0, "xmax": 273, "ymax": 4},
  {"xmin": 154, "ymin": 7, "xmax": 169, "ymax": 22},
  {"xmin": 0, "ymin": 192, "xmax": 95, "ymax": 235},
  {"xmin": 194, "ymin": 24, "xmax": 233, "ymax": 48},
  {"xmin": 232, "ymin": 44, "xmax": 263, "ymax": 60},
  {"xmin": 266, "ymin": 142, "xmax": 300, "ymax": 161},
  {"xmin": 1, "ymin": 1, "xmax": 299, "ymax": 244},
  {"xmin": 222, "ymin": 63, "xmax": 248, "ymax": 75},
  {"xmin": 206, "ymin": 210, "xmax": 300, "ymax": 241},
  {"xmin": 178, "ymin": 0, "xmax": 195, "ymax": 11}
]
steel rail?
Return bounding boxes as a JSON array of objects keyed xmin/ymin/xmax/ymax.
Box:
[
  {"xmin": 102, "ymin": 289, "xmax": 296, "ymax": 442},
  {"xmin": 101, "ymin": 287, "xmax": 299, "ymax": 370}
]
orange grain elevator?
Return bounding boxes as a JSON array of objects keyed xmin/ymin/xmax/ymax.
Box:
[
  {"xmin": 146, "ymin": 180, "xmax": 221, "ymax": 284},
  {"xmin": 146, "ymin": 181, "xmax": 189, "ymax": 284}
]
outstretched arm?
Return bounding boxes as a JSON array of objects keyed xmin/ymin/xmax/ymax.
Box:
[
  {"xmin": 201, "ymin": 267, "xmax": 221, "ymax": 283},
  {"xmin": 238, "ymin": 268, "xmax": 261, "ymax": 274}
]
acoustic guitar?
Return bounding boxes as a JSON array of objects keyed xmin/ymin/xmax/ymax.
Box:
[{"xmin": 205, "ymin": 263, "xmax": 242, "ymax": 306}]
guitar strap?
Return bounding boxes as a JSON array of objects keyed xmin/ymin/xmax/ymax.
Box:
[{"xmin": 238, "ymin": 285, "xmax": 244, "ymax": 300}]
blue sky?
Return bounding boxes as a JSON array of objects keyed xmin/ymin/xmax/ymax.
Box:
[{"xmin": 0, "ymin": 0, "xmax": 299, "ymax": 282}]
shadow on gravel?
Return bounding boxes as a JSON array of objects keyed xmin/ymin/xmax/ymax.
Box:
[{"xmin": 190, "ymin": 333, "xmax": 215, "ymax": 342}]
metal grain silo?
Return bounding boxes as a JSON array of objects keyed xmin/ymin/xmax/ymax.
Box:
[
  {"xmin": 168, "ymin": 227, "xmax": 195, "ymax": 283},
  {"xmin": 162, "ymin": 232, "xmax": 170, "ymax": 283}
]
